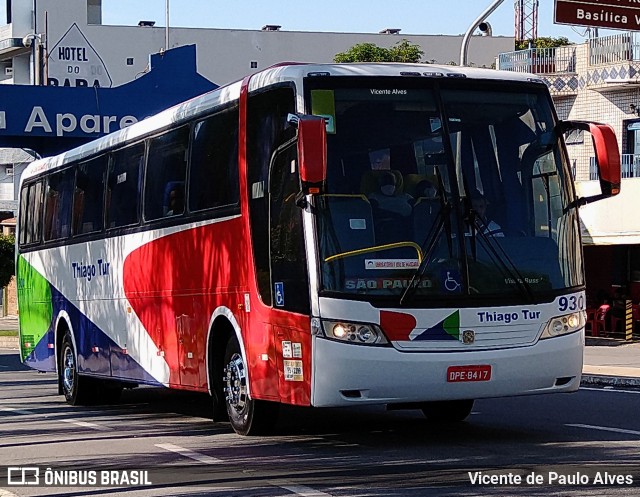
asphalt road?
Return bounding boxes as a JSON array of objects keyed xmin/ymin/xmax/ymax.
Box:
[{"xmin": 1, "ymin": 350, "xmax": 640, "ymax": 497}]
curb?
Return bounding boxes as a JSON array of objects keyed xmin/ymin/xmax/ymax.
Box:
[
  {"xmin": 581, "ymin": 374, "xmax": 640, "ymax": 388},
  {"xmin": 0, "ymin": 336, "xmax": 18, "ymax": 350}
]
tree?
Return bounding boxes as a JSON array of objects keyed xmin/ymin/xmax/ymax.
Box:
[
  {"xmin": 334, "ymin": 39, "xmax": 424, "ymax": 63},
  {"xmin": 334, "ymin": 43, "xmax": 389, "ymax": 63},
  {"xmin": 388, "ymin": 39, "xmax": 424, "ymax": 63},
  {"xmin": 515, "ymin": 36, "xmax": 571, "ymax": 51},
  {"xmin": 0, "ymin": 234, "xmax": 15, "ymax": 288}
]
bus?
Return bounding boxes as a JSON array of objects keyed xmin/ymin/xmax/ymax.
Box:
[{"xmin": 17, "ymin": 63, "xmax": 621, "ymax": 435}]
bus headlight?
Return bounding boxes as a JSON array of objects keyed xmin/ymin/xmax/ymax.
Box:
[
  {"xmin": 540, "ymin": 311, "xmax": 585, "ymax": 339},
  {"xmin": 321, "ymin": 320, "xmax": 388, "ymax": 345}
]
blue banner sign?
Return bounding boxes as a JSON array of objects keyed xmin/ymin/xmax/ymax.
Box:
[{"xmin": 0, "ymin": 45, "xmax": 217, "ymax": 156}]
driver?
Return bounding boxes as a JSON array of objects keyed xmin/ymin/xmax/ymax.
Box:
[
  {"xmin": 368, "ymin": 171, "xmax": 413, "ymax": 217},
  {"xmin": 471, "ymin": 193, "xmax": 503, "ymax": 237}
]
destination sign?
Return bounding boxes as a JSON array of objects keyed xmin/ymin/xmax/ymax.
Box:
[{"xmin": 555, "ymin": 0, "xmax": 640, "ymax": 31}]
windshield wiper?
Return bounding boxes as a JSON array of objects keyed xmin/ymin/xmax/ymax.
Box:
[
  {"xmin": 398, "ymin": 208, "xmax": 447, "ymax": 306},
  {"xmin": 399, "ymin": 172, "xmax": 452, "ymax": 306}
]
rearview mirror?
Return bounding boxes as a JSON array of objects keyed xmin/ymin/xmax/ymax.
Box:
[
  {"xmin": 560, "ymin": 121, "xmax": 621, "ymax": 198},
  {"xmin": 288, "ymin": 114, "xmax": 327, "ymax": 194}
]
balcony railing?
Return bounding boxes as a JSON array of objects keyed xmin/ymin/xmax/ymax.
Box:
[
  {"xmin": 589, "ymin": 32, "xmax": 640, "ymax": 65},
  {"xmin": 499, "ymin": 33, "xmax": 640, "ymax": 75},
  {"xmin": 498, "ymin": 46, "xmax": 576, "ymax": 74},
  {"xmin": 588, "ymin": 154, "xmax": 640, "ymax": 180}
]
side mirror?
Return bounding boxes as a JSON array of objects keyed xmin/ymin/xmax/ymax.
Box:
[
  {"xmin": 560, "ymin": 120, "xmax": 621, "ymax": 198},
  {"xmin": 288, "ymin": 114, "xmax": 327, "ymax": 194}
]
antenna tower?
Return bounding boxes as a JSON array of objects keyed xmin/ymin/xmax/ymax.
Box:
[{"xmin": 514, "ymin": 0, "xmax": 538, "ymax": 42}]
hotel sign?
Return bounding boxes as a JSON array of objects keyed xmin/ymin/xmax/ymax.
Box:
[
  {"xmin": 48, "ymin": 23, "xmax": 113, "ymax": 88},
  {"xmin": 555, "ymin": 0, "xmax": 640, "ymax": 31}
]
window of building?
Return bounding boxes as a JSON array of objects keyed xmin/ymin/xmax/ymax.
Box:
[
  {"xmin": 564, "ymin": 129, "xmax": 584, "ymax": 145},
  {"xmin": 0, "ymin": 0, "xmax": 11, "ymax": 24},
  {"xmin": 87, "ymin": 0, "xmax": 102, "ymax": 25}
]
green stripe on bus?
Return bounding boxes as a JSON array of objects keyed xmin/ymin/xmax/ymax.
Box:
[{"xmin": 17, "ymin": 256, "xmax": 53, "ymax": 361}]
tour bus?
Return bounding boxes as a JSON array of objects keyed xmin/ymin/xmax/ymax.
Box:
[{"xmin": 17, "ymin": 63, "xmax": 621, "ymax": 435}]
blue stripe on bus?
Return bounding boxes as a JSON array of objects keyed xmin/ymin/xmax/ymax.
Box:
[{"xmin": 24, "ymin": 285, "xmax": 162, "ymax": 386}]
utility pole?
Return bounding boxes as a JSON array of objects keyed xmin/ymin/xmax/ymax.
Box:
[{"xmin": 165, "ymin": 0, "xmax": 170, "ymax": 50}]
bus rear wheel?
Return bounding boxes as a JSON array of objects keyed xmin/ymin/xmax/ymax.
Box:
[
  {"xmin": 421, "ymin": 399, "xmax": 474, "ymax": 422},
  {"xmin": 60, "ymin": 332, "xmax": 96, "ymax": 406},
  {"xmin": 223, "ymin": 338, "xmax": 278, "ymax": 436}
]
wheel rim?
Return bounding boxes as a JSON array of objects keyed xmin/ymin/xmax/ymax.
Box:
[
  {"xmin": 223, "ymin": 352, "xmax": 247, "ymax": 413},
  {"xmin": 62, "ymin": 346, "xmax": 75, "ymax": 395}
]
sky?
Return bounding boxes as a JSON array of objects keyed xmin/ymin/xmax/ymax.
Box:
[{"xmin": 101, "ymin": 0, "xmax": 605, "ymax": 43}]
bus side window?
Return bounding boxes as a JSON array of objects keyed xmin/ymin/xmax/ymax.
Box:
[
  {"xmin": 106, "ymin": 143, "xmax": 144, "ymax": 229},
  {"xmin": 43, "ymin": 168, "xmax": 74, "ymax": 242},
  {"xmin": 19, "ymin": 181, "xmax": 44, "ymax": 246},
  {"xmin": 18, "ymin": 185, "xmax": 28, "ymax": 246},
  {"xmin": 73, "ymin": 155, "xmax": 107, "ymax": 235},
  {"xmin": 144, "ymin": 125, "xmax": 189, "ymax": 221},
  {"xmin": 188, "ymin": 106, "xmax": 239, "ymax": 213}
]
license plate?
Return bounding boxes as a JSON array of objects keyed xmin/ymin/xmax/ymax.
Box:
[{"xmin": 447, "ymin": 365, "xmax": 492, "ymax": 382}]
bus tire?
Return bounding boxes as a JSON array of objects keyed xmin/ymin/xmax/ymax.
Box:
[
  {"xmin": 421, "ymin": 399, "xmax": 474, "ymax": 422},
  {"xmin": 223, "ymin": 337, "xmax": 279, "ymax": 435},
  {"xmin": 59, "ymin": 332, "xmax": 96, "ymax": 406}
]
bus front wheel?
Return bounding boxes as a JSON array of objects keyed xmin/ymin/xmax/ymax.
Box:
[
  {"xmin": 421, "ymin": 399, "xmax": 474, "ymax": 422},
  {"xmin": 223, "ymin": 338, "xmax": 279, "ymax": 436},
  {"xmin": 60, "ymin": 332, "xmax": 96, "ymax": 405}
]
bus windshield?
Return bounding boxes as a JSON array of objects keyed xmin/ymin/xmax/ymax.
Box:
[{"xmin": 307, "ymin": 77, "xmax": 582, "ymax": 304}]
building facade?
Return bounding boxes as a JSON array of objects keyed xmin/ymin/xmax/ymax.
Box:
[
  {"xmin": 500, "ymin": 34, "xmax": 640, "ymax": 327},
  {"xmin": 1, "ymin": 0, "xmax": 513, "ymax": 89}
]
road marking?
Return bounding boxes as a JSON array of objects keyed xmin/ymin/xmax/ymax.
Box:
[
  {"xmin": 0, "ymin": 406, "xmax": 36, "ymax": 415},
  {"xmin": 1, "ymin": 407, "xmax": 117, "ymax": 434},
  {"xmin": 270, "ymin": 481, "xmax": 333, "ymax": 497},
  {"xmin": 581, "ymin": 386, "xmax": 640, "ymax": 395},
  {"xmin": 2, "ymin": 406, "xmax": 113, "ymax": 434},
  {"xmin": 155, "ymin": 443, "xmax": 223, "ymax": 464},
  {"xmin": 61, "ymin": 418, "xmax": 112, "ymax": 431},
  {"xmin": 566, "ymin": 423, "xmax": 640, "ymax": 436}
]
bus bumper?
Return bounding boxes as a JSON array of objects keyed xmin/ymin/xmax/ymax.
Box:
[{"xmin": 310, "ymin": 330, "xmax": 583, "ymax": 407}]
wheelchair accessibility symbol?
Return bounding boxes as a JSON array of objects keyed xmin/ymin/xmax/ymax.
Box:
[
  {"xmin": 275, "ymin": 282, "xmax": 285, "ymax": 307},
  {"xmin": 441, "ymin": 270, "xmax": 461, "ymax": 292}
]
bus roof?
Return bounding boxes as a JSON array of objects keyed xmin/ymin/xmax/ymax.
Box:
[
  {"xmin": 21, "ymin": 62, "xmax": 542, "ymax": 184},
  {"xmin": 246, "ymin": 62, "xmax": 537, "ymax": 89}
]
